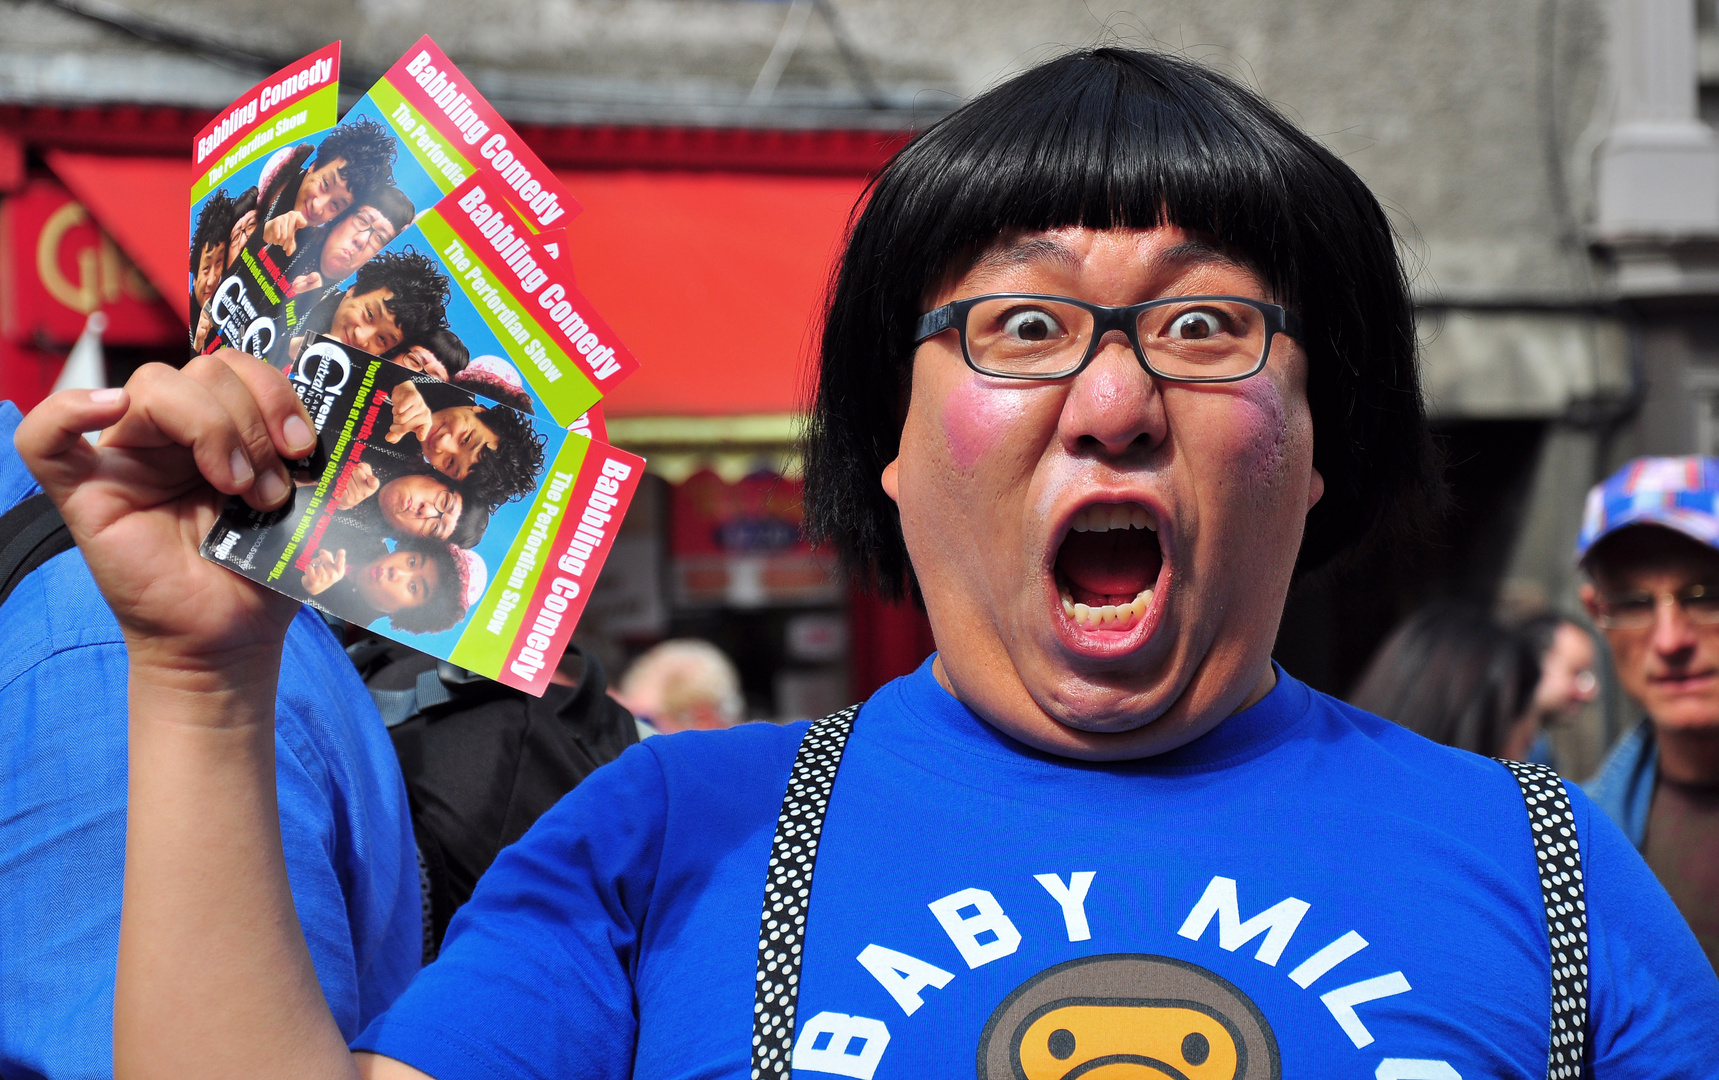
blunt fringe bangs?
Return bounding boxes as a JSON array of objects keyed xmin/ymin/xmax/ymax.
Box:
[{"xmin": 803, "ymin": 47, "xmax": 1439, "ymax": 600}]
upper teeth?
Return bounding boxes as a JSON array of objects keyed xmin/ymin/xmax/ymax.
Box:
[{"xmin": 1069, "ymin": 503, "xmax": 1155, "ymax": 534}]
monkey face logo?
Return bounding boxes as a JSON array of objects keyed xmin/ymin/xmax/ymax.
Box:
[{"xmin": 977, "ymin": 955, "xmax": 1280, "ymax": 1080}]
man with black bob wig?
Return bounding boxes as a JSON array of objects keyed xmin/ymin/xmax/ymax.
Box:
[{"xmin": 21, "ymin": 47, "xmax": 1718, "ymax": 1080}]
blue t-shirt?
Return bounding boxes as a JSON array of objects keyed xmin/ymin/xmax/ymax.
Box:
[
  {"xmin": 0, "ymin": 402, "xmax": 421, "ymax": 1080},
  {"xmin": 354, "ymin": 659, "xmax": 1719, "ymax": 1079}
]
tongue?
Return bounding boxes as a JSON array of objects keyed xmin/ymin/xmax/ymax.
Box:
[{"xmin": 1057, "ymin": 529, "xmax": 1160, "ymax": 607}]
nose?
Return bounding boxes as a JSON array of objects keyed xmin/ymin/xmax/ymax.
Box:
[
  {"xmin": 1057, "ymin": 331, "xmax": 1165, "ymax": 459},
  {"xmin": 1650, "ymin": 595, "xmax": 1699, "ymax": 657}
]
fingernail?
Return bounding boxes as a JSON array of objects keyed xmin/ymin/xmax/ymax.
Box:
[
  {"xmin": 257, "ymin": 469, "xmax": 288, "ymax": 506},
  {"xmin": 89, "ymin": 388, "xmax": 123, "ymax": 404},
  {"xmin": 229, "ymin": 448, "xmax": 253, "ymax": 485},
  {"xmin": 284, "ymin": 416, "xmax": 314, "ymax": 453}
]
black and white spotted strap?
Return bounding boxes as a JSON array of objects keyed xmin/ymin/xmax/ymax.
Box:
[
  {"xmin": 1499, "ymin": 759, "xmax": 1589, "ymax": 1080},
  {"xmin": 751, "ymin": 703, "xmax": 862, "ymax": 1080}
]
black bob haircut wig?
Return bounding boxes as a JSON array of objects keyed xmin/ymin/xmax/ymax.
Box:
[{"xmin": 803, "ymin": 47, "xmax": 1439, "ymax": 600}]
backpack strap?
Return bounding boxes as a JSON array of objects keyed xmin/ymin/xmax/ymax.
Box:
[
  {"xmin": 1499, "ymin": 759, "xmax": 1589, "ymax": 1080},
  {"xmin": 751, "ymin": 702, "xmax": 862, "ymax": 1079},
  {"xmin": 0, "ymin": 493, "xmax": 74, "ymax": 610}
]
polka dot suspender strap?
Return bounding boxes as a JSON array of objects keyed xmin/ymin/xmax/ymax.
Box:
[
  {"xmin": 1499, "ymin": 759, "xmax": 1590, "ymax": 1080},
  {"xmin": 752, "ymin": 703, "xmax": 863, "ymax": 1079}
]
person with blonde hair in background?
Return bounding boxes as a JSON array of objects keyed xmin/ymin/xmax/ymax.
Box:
[{"xmin": 616, "ymin": 638, "xmax": 744, "ymax": 735}]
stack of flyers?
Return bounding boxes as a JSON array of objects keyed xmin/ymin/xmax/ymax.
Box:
[
  {"xmin": 187, "ymin": 42, "xmax": 648, "ymax": 695},
  {"xmin": 189, "ymin": 40, "xmax": 631, "ymax": 432}
]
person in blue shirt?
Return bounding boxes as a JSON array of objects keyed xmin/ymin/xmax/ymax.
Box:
[
  {"xmin": 18, "ymin": 46, "xmax": 1719, "ymax": 1080},
  {"xmin": 0, "ymin": 398, "xmax": 421, "ymax": 1080}
]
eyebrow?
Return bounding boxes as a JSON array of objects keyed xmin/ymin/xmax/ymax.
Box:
[
  {"xmin": 1153, "ymin": 240, "xmax": 1256, "ymax": 277},
  {"xmin": 969, "ymin": 237, "xmax": 1082, "ymax": 276}
]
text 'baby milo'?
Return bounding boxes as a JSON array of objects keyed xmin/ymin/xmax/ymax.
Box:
[{"xmin": 977, "ymin": 955, "xmax": 1281, "ymax": 1080}]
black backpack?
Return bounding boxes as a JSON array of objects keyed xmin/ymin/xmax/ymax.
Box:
[
  {"xmin": 346, "ymin": 638, "xmax": 639, "ymax": 960},
  {"xmin": 0, "ymin": 492, "xmax": 637, "ymax": 963}
]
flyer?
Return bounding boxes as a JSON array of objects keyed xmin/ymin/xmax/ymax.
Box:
[
  {"xmin": 198, "ymin": 161, "xmax": 631, "ymax": 428},
  {"xmin": 188, "ymin": 43, "xmax": 342, "ymax": 347},
  {"xmin": 340, "ymin": 35, "xmax": 579, "ymax": 234},
  {"xmin": 201, "ymin": 337, "xmax": 643, "ymax": 696}
]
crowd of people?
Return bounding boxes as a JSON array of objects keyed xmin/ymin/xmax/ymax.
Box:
[
  {"xmin": 1, "ymin": 43, "xmax": 1716, "ymax": 1080},
  {"xmin": 1348, "ymin": 459, "xmax": 1719, "ymax": 968}
]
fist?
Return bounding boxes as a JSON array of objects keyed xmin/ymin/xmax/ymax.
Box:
[
  {"xmin": 332, "ymin": 461, "xmax": 379, "ymax": 511},
  {"xmin": 384, "ymin": 382, "xmax": 433, "ymax": 446},
  {"xmin": 300, "ymin": 548, "xmax": 347, "ymax": 596},
  {"xmin": 262, "ymin": 210, "xmax": 308, "ymax": 256}
]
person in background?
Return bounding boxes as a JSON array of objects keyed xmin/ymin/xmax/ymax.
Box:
[
  {"xmin": 0, "ymin": 366, "xmax": 421, "ymax": 1080},
  {"xmin": 1516, "ymin": 612, "xmax": 1601, "ymax": 766},
  {"xmin": 1349, "ymin": 602, "xmax": 1543, "ymax": 759},
  {"xmin": 616, "ymin": 638, "xmax": 744, "ymax": 736},
  {"xmin": 1580, "ymin": 456, "xmax": 1719, "ymax": 968}
]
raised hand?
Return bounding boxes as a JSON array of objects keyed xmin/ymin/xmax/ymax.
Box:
[
  {"xmin": 262, "ymin": 210, "xmax": 308, "ymax": 256},
  {"xmin": 14, "ymin": 350, "xmax": 318, "ymax": 678},
  {"xmin": 289, "ymin": 270, "xmax": 324, "ymax": 295},
  {"xmin": 299, "ymin": 548, "xmax": 346, "ymax": 596},
  {"xmin": 332, "ymin": 460, "xmax": 379, "ymax": 510},
  {"xmin": 383, "ymin": 381, "xmax": 433, "ymax": 446}
]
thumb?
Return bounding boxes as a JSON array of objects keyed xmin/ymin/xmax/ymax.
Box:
[{"xmin": 15, "ymin": 388, "xmax": 129, "ymax": 506}]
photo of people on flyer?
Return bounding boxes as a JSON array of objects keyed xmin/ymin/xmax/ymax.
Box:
[{"xmin": 201, "ymin": 334, "xmax": 641, "ymax": 692}]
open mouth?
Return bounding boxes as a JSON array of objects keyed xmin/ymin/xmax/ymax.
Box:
[{"xmin": 1054, "ymin": 502, "xmax": 1163, "ymax": 632}]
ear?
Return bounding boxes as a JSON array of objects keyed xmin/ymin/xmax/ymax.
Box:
[
  {"xmin": 1307, "ymin": 465, "xmax": 1325, "ymax": 510},
  {"xmin": 881, "ymin": 457, "xmax": 901, "ymax": 504},
  {"xmin": 1579, "ymin": 582, "xmax": 1600, "ymax": 621}
]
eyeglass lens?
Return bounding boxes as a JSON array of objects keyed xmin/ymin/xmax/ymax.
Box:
[
  {"xmin": 1596, "ymin": 585, "xmax": 1719, "ymax": 629},
  {"xmin": 962, "ymin": 297, "xmax": 1271, "ymax": 380}
]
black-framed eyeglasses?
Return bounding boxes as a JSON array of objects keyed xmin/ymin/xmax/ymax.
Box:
[
  {"xmin": 1593, "ymin": 583, "xmax": 1719, "ymax": 630},
  {"xmin": 914, "ymin": 293, "xmax": 1303, "ymax": 383}
]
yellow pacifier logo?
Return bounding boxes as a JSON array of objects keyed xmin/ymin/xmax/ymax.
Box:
[
  {"xmin": 1015, "ymin": 1003, "xmax": 1240, "ymax": 1079},
  {"xmin": 977, "ymin": 955, "xmax": 1280, "ymax": 1080}
]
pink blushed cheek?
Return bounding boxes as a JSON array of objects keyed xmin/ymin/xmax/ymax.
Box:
[
  {"xmin": 941, "ymin": 376, "xmax": 1033, "ymax": 473},
  {"xmin": 1229, "ymin": 376, "xmax": 1291, "ymax": 483}
]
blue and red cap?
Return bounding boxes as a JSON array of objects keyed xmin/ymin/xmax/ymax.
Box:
[{"xmin": 1577, "ymin": 456, "xmax": 1719, "ymax": 564}]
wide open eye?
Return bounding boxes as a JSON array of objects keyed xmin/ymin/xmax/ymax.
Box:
[
  {"xmin": 1167, "ymin": 309, "xmax": 1225, "ymax": 340},
  {"xmin": 1000, "ymin": 308, "xmax": 1064, "ymax": 343}
]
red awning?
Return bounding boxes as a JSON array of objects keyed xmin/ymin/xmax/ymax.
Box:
[
  {"xmin": 27, "ymin": 155, "xmax": 871, "ymax": 400},
  {"xmin": 45, "ymin": 151, "xmax": 189, "ymax": 323},
  {"xmin": 555, "ymin": 170, "xmax": 867, "ymax": 417}
]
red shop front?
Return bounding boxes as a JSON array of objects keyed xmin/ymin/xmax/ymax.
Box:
[{"xmin": 0, "ymin": 106, "xmax": 931, "ymax": 713}]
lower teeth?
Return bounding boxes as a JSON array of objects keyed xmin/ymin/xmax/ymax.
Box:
[{"xmin": 1060, "ymin": 587, "xmax": 1152, "ymax": 629}]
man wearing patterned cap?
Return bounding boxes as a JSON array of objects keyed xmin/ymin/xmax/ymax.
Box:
[{"xmin": 1579, "ymin": 456, "xmax": 1719, "ymax": 968}]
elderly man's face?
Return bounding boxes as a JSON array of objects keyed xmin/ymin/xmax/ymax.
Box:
[
  {"xmin": 1584, "ymin": 526, "xmax": 1719, "ymax": 733},
  {"xmin": 885, "ymin": 226, "xmax": 1320, "ymax": 760}
]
